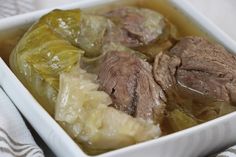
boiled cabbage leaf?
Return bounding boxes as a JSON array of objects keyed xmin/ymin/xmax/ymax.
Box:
[
  {"xmin": 10, "ymin": 9, "xmax": 84, "ymax": 114},
  {"xmin": 167, "ymin": 109, "xmax": 198, "ymax": 132},
  {"xmin": 55, "ymin": 67, "xmax": 161, "ymax": 154},
  {"xmin": 37, "ymin": 9, "xmax": 81, "ymax": 46},
  {"xmin": 77, "ymin": 14, "xmax": 113, "ymax": 58}
]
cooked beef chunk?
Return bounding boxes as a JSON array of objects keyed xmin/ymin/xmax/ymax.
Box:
[
  {"xmin": 154, "ymin": 36, "xmax": 236, "ymax": 104},
  {"xmin": 98, "ymin": 51, "xmax": 166, "ymax": 123},
  {"xmin": 105, "ymin": 7, "xmax": 165, "ymax": 47}
]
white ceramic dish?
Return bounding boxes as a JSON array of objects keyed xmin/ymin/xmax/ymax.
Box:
[{"xmin": 1, "ymin": 0, "xmax": 236, "ymax": 157}]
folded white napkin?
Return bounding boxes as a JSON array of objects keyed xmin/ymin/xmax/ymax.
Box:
[{"xmin": 0, "ymin": 88, "xmax": 44, "ymax": 157}]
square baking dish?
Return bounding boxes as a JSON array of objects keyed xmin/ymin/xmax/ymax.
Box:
[{"xmin": 1, "ymin": 0, "xmax": 236, "ymax": 157}]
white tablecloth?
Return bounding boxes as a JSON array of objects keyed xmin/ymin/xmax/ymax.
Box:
[{"xmin": 0, "ymin": 88, "xmax": 44, "ymax": 157}]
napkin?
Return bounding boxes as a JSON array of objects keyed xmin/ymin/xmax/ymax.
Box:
[
  {"xmin": 212, "ymin": 146, "xmax": 236, "ymax": 157},
  {"xmin": 0, "ymin": 0, "xmax": 35, "ymax": 19},
  {"xmin": 0, "ymin": 88, "xmax": 44, "ymax": 157}
]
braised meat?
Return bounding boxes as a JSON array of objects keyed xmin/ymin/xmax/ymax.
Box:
[
  {"xmin": 154, "ymin": 36, "xmax": 236, "ymax": 104},
  {"xmin": 105, "ymin": 7, "xmax": 165, "ymax": 47},
  {"xmin": 98, "ymin": 51, "xmax": 166, "ymax": 123}
]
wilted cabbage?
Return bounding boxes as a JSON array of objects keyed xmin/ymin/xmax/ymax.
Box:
[
  {"xmin": 10, "ymin": 9, "xmax": 84, "ymax": 114},
  {"xmin": 167, "ymin": 109, "xmax": 198, "ymax": 132},
  {"xmin": 77, "ymin": 14, "xmax": 113, "ymax": 58},
  {"xmin": 39, "ymin": 9, "xmax": 81, "ymax": 46},
  {"xmin": 56, "ymin": 67, "xmax": 161, "ymax": 154},
  {"xmin": 136, "ymin": 19, "xmax": 180, "ymax": 61}
]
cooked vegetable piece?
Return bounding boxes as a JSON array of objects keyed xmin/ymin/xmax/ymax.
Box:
[
  {"xmin": 136, "ymin": 40, "xmax": 173, "ymax": 62},
  {"xmin": 135, "ymin": 19, "xmax": 179, "ymax": 61},
  {"xmin": 77, "ymin": 14, "xmax": 113, "ymax": 57},
  {"xmin": 194, "ymin": 101, "xmax": 236, "ymax": 121},
  {"xmin": 10, "ymin": 9, "xmax": 84, "ymax": 114},
  {"xmin": 55, "ymin": 68, "xmax": 161, "ymax": 154},
  {"xmin": 167, "ymin": 109, "xmax": 198, "ymax": 132},
  {"xmin": 161, "ymin": 19, "xmax": 180, "ymax": 41},
  {"xmin": 38, "ymin": 9, "xmax": 81, "ymax": 46},
  {"xmin": 80, "ymin": 55, "xmax": 105, "ymax": 74}
]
